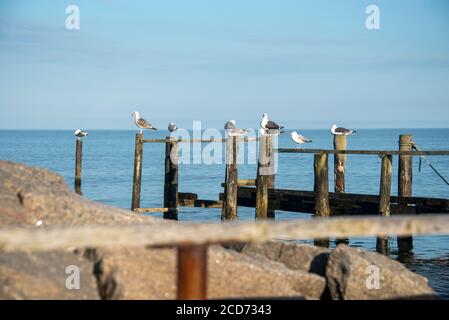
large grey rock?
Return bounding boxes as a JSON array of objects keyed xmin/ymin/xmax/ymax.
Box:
[
  {"xmin": 0, "ymin": 160, "xmax": 161, "ymax": 227},
  {"xmin": 238, "ymin": 241, "xmax": 330, "ymax": 277},
  {"xmin": 0, "ymin": 251, "xmax": 99, "ymax": 300},
  {"xmin": 326, "ymin": 244, "xmax": 437, "ymax": 300},
  {"xmin": 91, "ymin": 246, "xmax": 326, "ymax": 300}
]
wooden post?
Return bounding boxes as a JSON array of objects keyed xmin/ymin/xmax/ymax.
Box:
[
  {"xmin": 376, "ymin": 155, "xmax": 392, "ymax": 254},
  {"xmin": 177, "ymin": 245, "xmax": 207, "ymax": 300},
  {"xmin": 131, "ymin": 133, "xmax": 143, "ymax": 211},
  {"xmin": 221, "ymin": 136, "xmax": 238, "ymax": 220},
  {"xmin": 74, "ymin": 139, "xmax": 83, "ymax": 194},
  {"xmin": 164, "ymin": 137, "xmax": 179, "ymax": 220},
  {"xmin": 398, "ymin": 134, "xmax": 414, "ymax": 252},
  {"xmin": 255, "ymin": 135, "xmax": 275, "ymax": 219},
  {"xmin": 334, "ymin": 135, "xmax": 348, "ymax": 245},
  {"xmin": 314, "ymin": 153, "xmax": 330, "ymax": 247}
]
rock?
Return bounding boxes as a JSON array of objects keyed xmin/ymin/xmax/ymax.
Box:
[
  {"xmin": 0, "ymin": 160, "xmax": 161, "ymax": 227},
  {"xmin": 326, "ymin": 244, "xmax": 437, "ymax": 300},
  {"xmin": 238, "ymin": 241, "xmax": 331, "ymax": 277},
  {"xmin": 91, "ymin": 246, "xmax": 326, "ymax": 300},
  {"xmin": 0, "ymin": 250, "xmax": 99, "ymax": 299}
]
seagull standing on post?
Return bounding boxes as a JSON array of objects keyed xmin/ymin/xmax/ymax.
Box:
[
  {"xmin": 168, "ymin": 122, "xmax": 178, "ymax": 132},
  {"xmin": 131, "ymin": 111, "xmax": 157, "ymax": 134},
  {"xmin": 291, "ymin": 131, "xmax": 312, "ymax": 149},
  {"xmin": 225, "ymin": 120, "xmax": 248, "ymax": 137},
  {"xmin": 74, "ymin": 129, "xmax": 88, "ymax": 140},
  {"xmin": 331, "ymin": 124, "xmax": 357, "ymax": 136},
  {"xmin": 260, "ymin": 113, "xmax": 284, "ymax": 135}
]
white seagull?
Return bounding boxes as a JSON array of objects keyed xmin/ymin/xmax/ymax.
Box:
[
  {"xmin": 131, "ymin": 111, "xmax": 157, "ymax": 134},
  {"xmin": 331, "ymin": 124, "xmax": 357, "ymax": 136},
  {"xmin": 260, "ymin": 113, "xmax": 284, "ymax": 135},
  {"xmin": 291, "ymin": 131, "xmax": 312, "ymax": 149},
  {"xmin": 168, "ymin": 122, "xmax": 178, "ymax": 132},
  {"xmin": 225, "ymin": 120, "xmax": 248, "ymax": 137},
  {"xmin": 74, "ymin": 129, "xmax": 88, "ymax": 140}
]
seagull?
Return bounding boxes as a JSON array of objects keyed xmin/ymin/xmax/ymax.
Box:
[
  {"xmin": 291, "ymin": 131, "xmax": 312, "ymax": 149},
  {"xmin": 131, "ymin": 111, "xmax": 157, "ymax": 134},
  {"xmin": 225, "ymin": 120, "xmax": 248, "ymax": 137},
  {"xmin": 260, "ymin": 113, "xmax": 284, "ymax": 135},
  {"xmin": 168, "ymin": 122, "xmax": 178, "ymax": 132},
  {"xmin": 224, "ymin": 120, "xmax": 236, "ymax": 130},
  {"xmin": 331, "ymin": 124, "xmax": 357, "ymax": 136},
  {"xmin": 74, "ymin": 129, "xmax": 88, "ymax": 140}
]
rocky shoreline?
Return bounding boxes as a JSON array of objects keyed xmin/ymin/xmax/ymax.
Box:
[{"xmin": 0, "ymin": 160, "xmax": 437, "ymax": 299}]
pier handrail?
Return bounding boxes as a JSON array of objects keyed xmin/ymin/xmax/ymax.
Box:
[
  {"xmin": 1, "ymin": 214, "xmax": 449, "ymax": 252},
  {"xmin": 275, "ymin": 148, "xmax": 449, "ymax": 155},
  {"xmin": 141, "ymin": 137, "xmax": 258, "ymax": 143}
]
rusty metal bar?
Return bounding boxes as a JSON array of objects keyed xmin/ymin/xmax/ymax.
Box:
[{"xmin": 177, "ymin": 244, "xmax": 208, "ymax": 300}]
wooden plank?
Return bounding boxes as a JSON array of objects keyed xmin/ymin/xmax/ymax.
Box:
[
  {"xmin": 141, "ymin": 137, "xmax": 258, "ymax": 143},
  {"xmin": 179, "ymin": 192, "xmax": 198, "ymax": 200},
  {"xmin": 2, "ymin": 215, "xmax": 449, "ymax": 251},
  {"xmin": 131, "ymin": 133, "xmax": 143, "ymax": 211},
  {"xmin": 397, "ymin": 134, "xmax": 414, "ymax": 252},
  {"xmin": 334, "ymin": 135, "xmax": 348, "ymax": 245},
  {"xmin": 276, "ymin": 149, "xmax": 449, "ymax": 156},
  {"xmin": 164, "ymin": 138, "xmax": 179, "ymax": 220},
  {"xmin": 221, "ymin": 136, "xmax": 238, "ymax": 220},
  {"xmin": 134, "ymin": 207, "xmax": 170, "ymax": 213},
  {"xmin": 179, "ymin": 199, "xmax": 223, "ymax": 208},
  {"xmin": 377, "ymin": 155, "xmax": 393, "ymax": 254},
  {"xmin": 234, "ymin": 187, "xmax": 449, "ymax": 215},
  {"xmin": 314, "ymin": 153, "xmax": 330, "ymax": 247},
  {"xmin": 255, "ymin": 135, "xmax": 275, "ymax": 219}
]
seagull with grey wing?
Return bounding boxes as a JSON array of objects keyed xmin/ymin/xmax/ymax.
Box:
[
  {"xmin": 224, "ymin": 120, "xmax": 248, "ymax": 137},
  {"xmin": 331, "ymin": 124, "xmax": 357, "ymax": 136},
  {"xmin": 260, "ymin": 113, "xmax": 284, "ymax": 135},
  {"xmin": 74, "ymin": 129, "xmax": 88, "ymax": 140},
  {"xmin": 291, "ymin": 131, "xmax": 312, "ymax": 149},
  {"xmin": 131, "ymin": 111, "xmax": 157, "ymax": 133},
  {"xmin": 168, "ymin": 122, "xmax": 178, "ymax": 132}
]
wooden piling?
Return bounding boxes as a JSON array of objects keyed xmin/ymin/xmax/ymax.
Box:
[
  {"xmin": 398, "ymin": 134, "xmax": 414, "ymax": 252},
  {"xmin": 313, "ymin": 153, "xmax": 330, "ymax": 247},
  {"xmin": 376, "ymin": 154, "xmax": 392, "ymax": 254},
  {"xmin": 333, "ymin": 135, "xmax": 348, "ymax": 245},
  {"xmin": 164, "ymin": 137, "xmax": 179, "ymax": 220},
  {"xmin": 177, "ymin": 245, "xmax": 207, "ymax": 300},
  {"xmin": 74, "ymin": 139, "xmax": 83, "ymax": 193},
  {"xmin": 255, "ymin": 135, "xmax": 275, "ymax": 219},
  {"xmin": 314, "ymin": 152, "xmax": 330, "ymax": 247},
  {"xmin": 131, "ymin": 133, "xmax": 143, "ymax": 211},
  {"xmin": 221, "ymin": 136, "xmax": 238, "ymax": 220}
]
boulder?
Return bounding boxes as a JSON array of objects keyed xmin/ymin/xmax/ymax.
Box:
[
  {"xmin": 238, "ymin": 241, "xmax": 330, "ymax": 277},
  {"xmin": 90, "ymin": 246, "xmax": 326, "ymax": 300},
  {"xmin": 0, "ymin": 250, "xmax": 99, "ymax": 299},
  {"xmin": 0, "ymin": 160, "xmax": 161, "ymax": 227},
  {"xmin": 326, "ymin": 244, "xmax": 437, "ymax": 300}
]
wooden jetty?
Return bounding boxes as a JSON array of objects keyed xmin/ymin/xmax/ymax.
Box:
[{"xmin": 128, "ymin": 132, "xmax": 449, "ymax": 254}]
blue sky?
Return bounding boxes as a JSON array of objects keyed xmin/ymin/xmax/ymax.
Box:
[{"xmin": 0, "ymin": 0, "xmax": 448, "ymax": 129}]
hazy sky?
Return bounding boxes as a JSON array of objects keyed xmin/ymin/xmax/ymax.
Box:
[{"xmin": 1, "ymin": 0, "xmax": 449, "ymax": 129}]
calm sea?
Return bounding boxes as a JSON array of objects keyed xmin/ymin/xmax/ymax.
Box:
[{"xmin": 1, "ymin": 129, "xmax": 448, "ymax": 298}]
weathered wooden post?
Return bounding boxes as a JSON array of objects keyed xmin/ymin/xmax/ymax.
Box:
[
  {"xmin": 74, "ymin": 139, "xmax": 83, "ymax": 194},
  {"xmin": 177, "ymin": 245, "xmax": 207, "ymax": 300},
  {"xmin": 221, "ymin": 136, "xmax": 238, "ymax": 220},
  {"xmin": 398, "ymin": 134, "xmax": 414, "ymax": 252},
  {"xmin": 255, "ymin": 134, "xmax": 275, "ymax": 219},
  {"xmin": 314, "ymin": 152, "xmax": 330, "ymax": 247},
  {"xmin": 334, "ymin": 135, "xmax": 348, "ymax": 245},
  {"xmin": 376, "ymin": 154, "xmax": 392, "ymax": 254},
  {"xmin": 131, "ymin": 133, "xmax": 143, "ymax": 211},
  {"xmin": 164, "ymin": 137, "xmax": 179, "ymax": 220}
]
